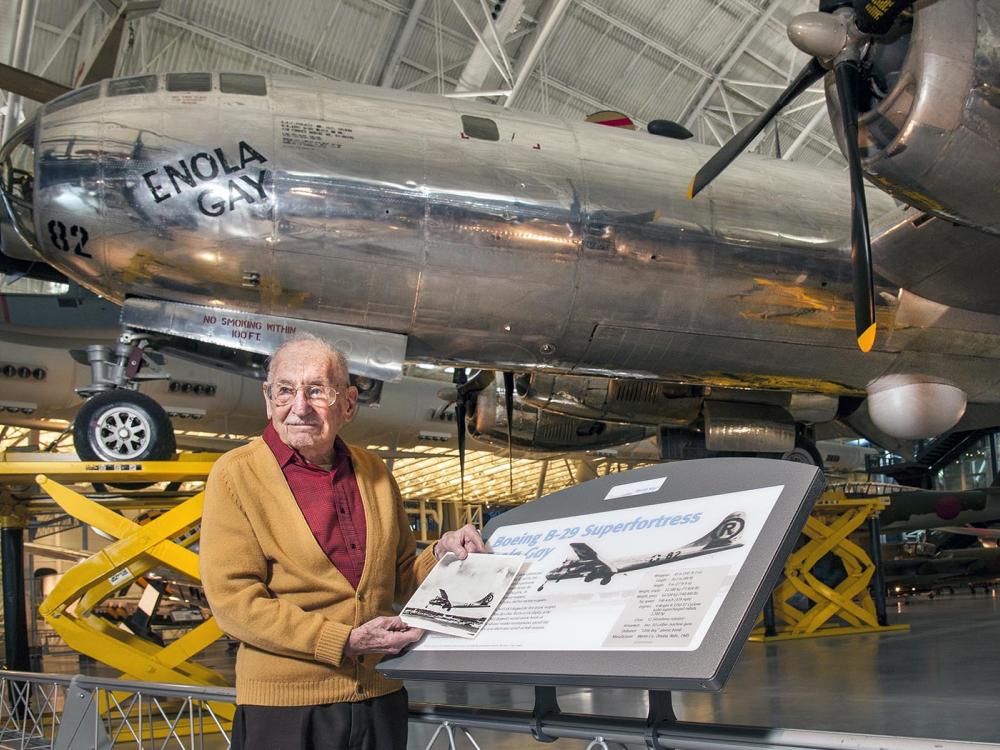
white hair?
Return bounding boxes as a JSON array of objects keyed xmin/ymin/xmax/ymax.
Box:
[{"xmin": 266, "ymin": 333, "xmax": 351, "ymax": 384}]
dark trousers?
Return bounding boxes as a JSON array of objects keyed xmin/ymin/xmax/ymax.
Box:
[{"xmin": 231, "ymin": 687, "xmax": 408, "ymax": 750}]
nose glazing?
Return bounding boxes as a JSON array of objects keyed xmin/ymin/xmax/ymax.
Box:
[{"xmin": 0, "ymin": 115, "xmax": 39, "ymax": 257}]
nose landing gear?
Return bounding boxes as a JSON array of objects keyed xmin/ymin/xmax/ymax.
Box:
[{"xmin": 71, "ymin": 331, "xmax": 175, "ymax": 463}]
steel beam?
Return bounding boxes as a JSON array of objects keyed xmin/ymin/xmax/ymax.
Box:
[
  {"xmin": 452, "ymin": 0, "xmax": 519, "ymax": 92},
  {"xmin": 380, "ymin": 0, "xmax": 428, "ymax": 87},
  {"xmin": 577, "ymin": 0, "xmax": 710, "ymax": 80},
  {"xmin": 682, "ymin": 0, "xmax": 784, "ymax": 130},
  {"xmin": 504, "ymin": 0, "xmax": 571, "ymax": 108},
  {"xmin": 782, "ymin": 104, "xmax": 829, "ymax": 160},
  {"xmin": 38, "ymin": 0, "xmax": 94, "ymax": 76},
  {"xmin": 2, "ymin": 0, "xmax": 38, "ymax": 145},
  {"xmin": 153, "ymin": 11, "xmax": 338, "ymax": 80},
  {"xmin": 306, "ymin": 4, "xmax": 342, "ymax": 69},
  {"xmin": 722, "ymin": 85, "xmax": 841, "ymax": 155}
]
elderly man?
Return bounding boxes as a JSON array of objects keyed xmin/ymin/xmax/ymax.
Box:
[{"xmin": 200, "ymin": 334, "xmax": 486, "ymax": 750}]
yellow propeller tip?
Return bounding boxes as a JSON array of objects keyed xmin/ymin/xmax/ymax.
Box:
[
  {"xmin": 686, "ymin": 179, "xmax": 695, "ymax": 200},
  {"xmin": 857, "ymin": 323, "xmax": 877, "ymax": 353}
]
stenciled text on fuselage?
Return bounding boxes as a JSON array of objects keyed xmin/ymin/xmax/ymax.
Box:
[{"xmin": 141, "ymin": 141, "xmax": 270, "ymax": 218}]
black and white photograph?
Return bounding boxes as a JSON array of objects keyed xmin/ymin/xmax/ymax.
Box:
[{"xmin": 401, "ymin": 552, "xmax": 523, "ymax": 638}]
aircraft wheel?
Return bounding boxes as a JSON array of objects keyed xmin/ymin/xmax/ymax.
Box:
[
  {"xmin": 74, "ymin": 392, "xmax": 176, "ymax": 487},
  {"xmin": 779, "ymin": 438, "xmax": 823, "ymax": 468},
  {"xmin": 600, "ymin": 577, "xmax": 612, "ymax": 585}
]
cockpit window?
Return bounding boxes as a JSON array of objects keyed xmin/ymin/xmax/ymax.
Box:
[
  {"xmin": 44, "ymin": 83, "xmax": 101, "ymax": 115},
  {"xmin": 0, "ymin": 121, "xmax": 35, "ymax": 205},
  {"xmin": 461, "ymin": 115, "xmax": 500, "ymax": 141},
  {"xmin": 166, "ymin": 73, "xmax": 212, "ymax": 92},
  {"xmin": 108, "ymin": 74, "xmax": 158, "ymax": 97},
  {"xmin": 220, "ymin": 73, "xmax": 266, "ymax": 96}
]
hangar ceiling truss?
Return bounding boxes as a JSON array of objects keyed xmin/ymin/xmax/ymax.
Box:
[{"xmin": 1, "ymin": 0, "xmax": 844, "ymax": 166}]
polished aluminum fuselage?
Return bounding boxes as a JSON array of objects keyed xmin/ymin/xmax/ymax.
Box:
[{"xmin": 10, "ymin": 75, "xmax": 1000, "ymax": 402}]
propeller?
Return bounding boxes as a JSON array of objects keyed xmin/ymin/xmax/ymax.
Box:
[
  {"xmin": 452, "ymin": 367, "xmax": 468, "ymax": 501},
  {"xmin": 688, "ymin": 0, "xmax": 914, "ymax": 353},
  {"xmin": 502, "ymin": 371, "xmax": 515, "ymax": 499},
  {"xmin": 445, "ymin": 368, "xmax": 495, "ymax": 502}
]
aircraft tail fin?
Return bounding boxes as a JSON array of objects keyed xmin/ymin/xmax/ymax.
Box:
[
  {"xmin": 569, "ymin": 542, "xmax": 602, "ymax": 561},
  {"xmin": 688, "ymin": 512, "xmax": 746, "ymax": 551},
  {"xmin": 569, "ymin": 542, "xmax": 616, "ymax": 576}
]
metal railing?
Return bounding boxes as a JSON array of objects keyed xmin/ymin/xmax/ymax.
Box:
[
  {"xmin": 0, "ymin": 671, "xmax": 235, "ymax": 750},
  {"xmin": 0, "ymin": 672, "xmax": 71, "ymax": 749},
  {"xmin": 2, "ymin": 671, "xmax": 999, "ymax": 750}
]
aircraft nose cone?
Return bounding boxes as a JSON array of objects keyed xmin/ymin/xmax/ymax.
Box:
[
  {"xmin": 787, "ymin": 11, "xmax": 849, "ymax": 62},
  {"xmin": 0, "ymin": 114, "xmax": 41, "ymax": 261}
]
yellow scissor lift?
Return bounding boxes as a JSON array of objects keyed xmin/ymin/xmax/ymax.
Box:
[
  {"xmin": 0, "ymin": 453, "xmax": 233, "ymax": 738},
  {"xmin": 0, "ymin": 452, "xmax": 446, "ymax": 679},
  {"xmin": 751, "ymin": 486, "xmax": 909, "ymax": 641}
]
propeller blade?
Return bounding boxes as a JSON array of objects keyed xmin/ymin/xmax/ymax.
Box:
[
  {"xmin": 453, "ymin": 368, "xmax": 468, "ymax": 501},
  {"xmin": 503, "ymin": 371, "xmax": 515, "ymax": 499},
  {"xmin": 833, "ymin": 59, "xmax": 877, "ymax": 352},
  {"xmin": 688, "ymin": 57, "xmax": 826, "ymax": 199},
  {"xmin": 852, "ymin": 0, "xmax": 915, "ymax": 35}
]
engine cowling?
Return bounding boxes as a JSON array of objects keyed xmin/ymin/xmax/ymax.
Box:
[{"xmin": 825, "ymin": 0, "xmax": 1000, "ymax": 234}]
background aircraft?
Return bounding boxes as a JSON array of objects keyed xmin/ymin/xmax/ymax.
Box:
[{"xmin": 0, "ymin": 280, "xmax": 659, "ymax": 457}]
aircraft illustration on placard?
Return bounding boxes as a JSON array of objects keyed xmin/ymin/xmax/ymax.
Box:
[
  {"xmin": 4, "ymin": 0, "xmax": 1000, "ymax": 471},
  {"xmin": 537, "ymin": 512, "xmax": 746, "ymax": 590},
  {"xmin": 428, "ymin": 589, "xmax": 495, "ymax": 611}
]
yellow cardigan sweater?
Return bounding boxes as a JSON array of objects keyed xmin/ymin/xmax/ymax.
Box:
[{"xmin": 200, "ymin": 436, "xmax": 437, "ymax": 706}]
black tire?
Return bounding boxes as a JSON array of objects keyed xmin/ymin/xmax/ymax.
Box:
[
  {"xmin": 779, "ymin": 437, "xmax": 823, "ymax": 469},
  {"xmin": 74, "ymin": 391, "xmax": 176, "ymax": 463}
]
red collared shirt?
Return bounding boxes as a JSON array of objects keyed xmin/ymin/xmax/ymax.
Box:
[{"xmin": 262, "ymin": 423, "xmax": 367, "ymax": 589}]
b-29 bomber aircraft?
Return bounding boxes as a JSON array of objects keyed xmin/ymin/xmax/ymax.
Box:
[
  {"xmin": 3, "ymin": 0, "xmax": 1000, "ymax": 467},
  {"xmin": 428, "ymin": 590, "xmax": 495, "ymax": 612},
  {"xmin": 538, "ymin": 512, "xmax": 746, "ymax": 590}
]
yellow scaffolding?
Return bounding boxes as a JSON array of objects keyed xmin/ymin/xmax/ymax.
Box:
[
  {"xmin": 2, "ymin": 456, "xmax": 480, "ymax": 695},
  {"xmin": 751, "ymin": 489, "xmax": 908, "ymax": 641},
  {"xmin": 0, "ymin": 456, "xmax": 233, "ymax": 730}
]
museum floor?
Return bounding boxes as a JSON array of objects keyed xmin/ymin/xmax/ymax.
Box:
[{"xmin": 41, "ymin": 591, "xmax": 1000, "ymax": 747}]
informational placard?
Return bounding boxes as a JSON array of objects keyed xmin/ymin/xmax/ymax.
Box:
[
  {"xmin": 381, "ymin": 457, "xmax": 823, "ymax": 691},
  {"xmin": 418, "ymin": 486, "xmax": 778, "ymax": 652}
]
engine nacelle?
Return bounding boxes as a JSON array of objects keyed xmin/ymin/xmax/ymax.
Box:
[
  {"xmin": 517, "ymin": 372, "xmax": 841, "ymax": 429},
  {"xmin": 866, "ymin": 374, "xmax": 967, "ymax": 439},
  {"xmin": 470, "ymin": 378, "xmax": 649, "ymax": 453},
  {"xmin": 517, "ymin": 373, "xmax": 703, "ymax": 426},
  {"xmin": 826, "ymin": 0, "xmax": 1000, "ymax": 233}
]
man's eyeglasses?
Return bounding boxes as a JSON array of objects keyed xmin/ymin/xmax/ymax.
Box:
[{"xmin": 265, "ymin": 383, "xmax": 344, "ymax": 407}]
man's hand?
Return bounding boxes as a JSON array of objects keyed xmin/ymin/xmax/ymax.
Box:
[
  {"xmin": 434, "ymin": 523, "xmax": 487, "ymax": 560},
  {"xmin": 344, "ymin": 616, "xmax": 424, "ymax": 657}
]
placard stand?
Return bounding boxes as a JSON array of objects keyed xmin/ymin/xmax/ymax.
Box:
[{"xmin": 384, "ymin": 457, "xmax": 824, "ymax": 693}]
